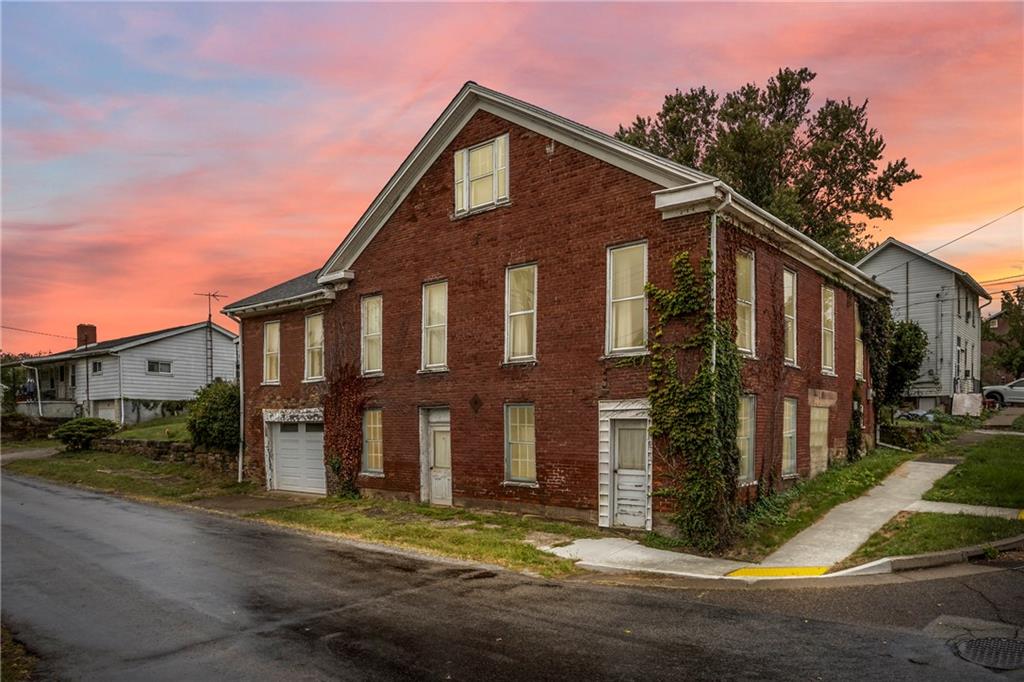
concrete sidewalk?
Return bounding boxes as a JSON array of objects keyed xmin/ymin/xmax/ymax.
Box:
[
  {"xmin": 544, "ymin": 537, "xmax": 751, "ymax": 577},
  {"xmin": 905, "ymin": 499, "xmax": 1023, "ymax": 520}
]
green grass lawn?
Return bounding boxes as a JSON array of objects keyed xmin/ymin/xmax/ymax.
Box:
[
  {"xmin": 839, "ymin": 511, "xmax": 1024, "ymax": 569},
  {"xmin": 2, "ymin": 626, "xmax": 36, "ymax": 682},
  {"xmin": 1012, "ymin": 414, "xmax": 1024, "ymax": 432},
  {"xmin": 254, "ymin": 498, "xmax": 602, "ymax": 577},
  {"xmin": 0, "ymin": 438, "xmax": 55, "ymax": 452},
  {"xmin": 4, "ymin": 449, "xmax": 251, "ymax": 501},
  {"xmin": 923, "ymin": 435, "xmax": 1024, "ymax": 508},
  {"xmin": 718, "ymin": 447, "xmax": 917, "ymax": 562},
  {"xmin": 117, "ymin": 415, "xmax": 190, "ymax": 442}
]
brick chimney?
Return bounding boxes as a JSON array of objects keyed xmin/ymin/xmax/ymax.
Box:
[{"xmin": 77, "ymin": 324, "xmax": 97, "ymax": 348}]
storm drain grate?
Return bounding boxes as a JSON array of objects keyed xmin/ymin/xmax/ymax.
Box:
[{"xmin": 957, "ymin": 638, "xmax": 1024, "ymax": 670}]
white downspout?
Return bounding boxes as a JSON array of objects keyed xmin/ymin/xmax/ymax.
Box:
[{"xmin": 20, "ymin": 363, "xmax": 42, "ymax": 417}]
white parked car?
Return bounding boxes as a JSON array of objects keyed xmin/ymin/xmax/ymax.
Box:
[{"xmin": 983, "ymin": 378, "xmax": 1024, "ymax": 406}]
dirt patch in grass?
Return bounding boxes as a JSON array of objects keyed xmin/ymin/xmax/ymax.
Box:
[
  {"xmin": 116, "ymin": 415, "xmax": 190, "ymax": 442},
  {"xmin": 923, "ymin": 435, "xmax": 1024, "ymax": 508},
  {"xmin": 2, "ymin": 626, "xmax": 37, "ymax": 682}
]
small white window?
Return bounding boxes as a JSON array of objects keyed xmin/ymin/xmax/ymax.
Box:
[
  {"xmin": 362, "ymin": 409, "xmax": 383, "ymax": 474},
  {"xmin": 505, "ymin": 404, "xmax": 536, "ymax": 482},
  {"xmin": 505, "ymin": 264, "xmax": 536, "ymax": 362},
  {"xmin": 304, "ymin": 314, "xmax": 324, "ymax": 381},
  {"xmin": 854, "ymin": 301, "xmax": 864, "ymax": 380},
  {"xmin": 607, "ymin": 243, "xmax": 647, "ymax": 354},
  {"xmin": 782, "ymin": 398, "xmax": 797, "ymax": 476},
  {"xmin": 91, "ymin": 360, "xmax": 103, "ymax": 374},
  {"xmin": 783, "ymin": 268, "xmax": 797, "ymax": 364},
  {"xmin": 454, "ymin": 134, "xmax": 509, "ymax": 215},
  {"xmin": 821, "ymin": 286, "xmax": 835, "ymax": 373},
  {"xmin": 736, "ymin": 251, "xmax": 755, "ymax": 354},
  {"xmin": 263, "ymin": 321, "xmax": 280, "ymax": 384},
  {"xmin": 147, "ymin": 360, "xmax": 172, "ymax": 374},
  {"xmin": 737, "ymin": 395, "xmax": 756, "ymax": 483},
  {"xmin": 422, "ymin": 281, "xmax": 448, "ymax": 370},
  {"xmin": 361, "ymin": 296, "xmax": 383, "ymax": 375}
]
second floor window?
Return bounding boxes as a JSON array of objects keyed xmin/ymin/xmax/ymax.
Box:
[
  {"xmin": 736, "ymin": 251, "xmax": 755, "ymax": 354},
  {"xmin": 607, "ymin": 242, "xmax": 647, "ymax": 354},
  {"xmin": 422, "ymin": 281, "xmax": 448, "ymax": 370},
  {"xmin": 361, "ymin": 296, "xmax": 383, "ymax": 375},
  {"xmin": 91, "ymin": 360, "xmax": 103, "ymax": 374},
  {"xmin": 454, "ymin": 134, "xmax": 509, "ymax": 215},
  {"xmin": 783, "ymin": 268, "xmax": 797, "ymax": 364},
  {"xmin": 821, "ymin": 286, "xmax": 835, "ymax": 374},
  {"xmin": 304, "ymin": 314, "xmax": 324, "ymax": 381},
  {"xmin": 506, "ymin": 264, "xmax": 536, "ymax": 362},
  {"xmin": 263, "ymin": 321, "xmax": 280, "ymax": 384},
  {"xmin": 147, "ymin": 360, "xmax": 172, "ymax": 374},
  {"xmin": 855, "ymin": 302, "xmax": 864, "ymax": 380}
]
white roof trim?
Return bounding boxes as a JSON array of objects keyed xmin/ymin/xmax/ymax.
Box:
[
  {"xmin": 222, "ymin": 288, "xmax": 336, "ymax": 317},
  {"xmin": 857, "ymin": 237, "xmax": 991, "ymax": 300}
]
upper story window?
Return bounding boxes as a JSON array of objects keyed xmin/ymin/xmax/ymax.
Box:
[
  {"xmin": 454, "ymin": 134, "xmax": 509, "ymax": 215},
  {"xmin": 91, "ymin": 360, "xmax": 103, "ymax": 374},
  {"xmin": 854, "ymin": 301, "xmax": 864, "ymax": 380},
  {"xmin": 422, "ymin": 281, "xmax": 448, "ymax": 370},
  {"xmin": 783, "ymin": 268, "xmax": 797, "ymax": 365},
  {"xmin": 263, "ymin": 321, "xmax": 280, "ymax": 384},
  {"xmin": 821, "ymin": 286, "xmax": 835, "ymax": 374},
  {"xmin": 304, "ymin": 314, "xmax": 324, "ymax": 381},
  {"xmin": 361, "ymin": 295, "xmax": 383, "ymax": 375},
  {"xmin": 736, "ymin": 251, "xmax": 755, "ymax": 355},
  {"xmin": 506, "ymin": 264, "xmax": 537, "ymax": 362},
  {"xmin": 607, "ymin": 242, "xmax": 647, "ymax": 355},
  {"xmin": 147, "ymin": 360, "xmax": 172, "ymax": 375}
]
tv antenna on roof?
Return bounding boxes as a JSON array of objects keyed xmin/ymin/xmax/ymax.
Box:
[{"xmin": 194, "ymin": 291, "xmax": 227, "ymax": 384}]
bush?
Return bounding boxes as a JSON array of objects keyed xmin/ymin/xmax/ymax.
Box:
[
  {"xmin": 51, "ymin": 417, "xmax": 119, "ymax": 450},
  {"xmin": 186, "ymin": 381, "xmax": 239, "ymax": 451}
]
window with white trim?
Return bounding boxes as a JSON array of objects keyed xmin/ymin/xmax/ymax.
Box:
[
  {"xmin": 263, "ymin": 321, "xmax": 280, "ymax": 384},
  {"xmin": 810, "ymin": 406, "xmax": 829, "ymax": 466},
  {"xmin": 783, "ymin": 268, "xmax": 797, "ymax": 364},
  {"xmin": 505, "ymin": 404, "xmax": 536, "ymax": 482},
  {"xmin": 737, "ymin": 395, "xmax": 756, "ymax": 483},
  {"xmin": 854, "ymin": 301, "xmax": 864, "ymax": 380},
  {"xmin": 362, "ymin": 408, "xmax": 383, "ymax": 474},
  {"xmin": 147, "ymin": 360, "xmax": 172, "ymax": 375},
  {"xmin": 505, "ymin": 264, "xmax": 536, "ymax": 362},
  {"xmin": 782, "ymin": 398, "xmax": 797, "ymax": 476},
  {"xmin": 454, "ymin": 134, "xmax": 508, "ymax": 215},
  {"xmin": 821, "ymin": 286, "xmax": 835, "ymax": 373},
  {"xmin": 304, "ymin": 314, "xmax": 324, "ymax": 380},
  {"xmin": 736, "ymin": 251, "xmax": 755, "ymax": 354},
  {"xmin": 361, "ymin": 295, "xmax": 383, "ymax": 375},
  {"xmin": 422, "ymin": 281, "xmax": 448, "ymax": 369},
  {"xmin": 91, "ymin": 360, "xmax": 103, "ymax": 374},
  {"xmin": 607, "ymin": 242, "xmax": 647, "ymax": 354}
]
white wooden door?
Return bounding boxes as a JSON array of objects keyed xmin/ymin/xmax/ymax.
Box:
[
  {"xmin": 612, "ymin": 420, "xmax": 648, "ymax": 529},
  {"xmin": 428, "ymin": 423, "xmax": 452, "ymax": 506},
  {"xmin": 273, "ymin": 422, "xmax": 326, "ymax": 494}
]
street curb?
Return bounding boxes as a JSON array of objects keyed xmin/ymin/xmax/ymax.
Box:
[{"xmin": 832, "ymin": 533, "xmax": 1024, "ymax": 577}]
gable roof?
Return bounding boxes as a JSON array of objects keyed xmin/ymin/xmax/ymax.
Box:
[
  {"xmin": 857, "ymin": 237, "xmax": 991, "ymax": 300},
  {"xmin": 222, "ymin": 269, "xmax": 330, "ymax": 315},
  {"xmin": 15, "ymin": 322, "xmax": 237, "ymax": 366}
]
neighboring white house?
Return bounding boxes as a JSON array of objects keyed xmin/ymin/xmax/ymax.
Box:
[
  {"xmin": 858, "ymin": 237, "xmax": 991, "ymax": 412},
  {"xmin": 11, "ymin": 321, "xmax": 237, "ymax": 423}
]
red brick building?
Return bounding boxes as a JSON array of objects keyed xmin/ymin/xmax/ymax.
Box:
[{"xmin": 224, "ymin": 83, "xmax": 887, "ymax": 531}]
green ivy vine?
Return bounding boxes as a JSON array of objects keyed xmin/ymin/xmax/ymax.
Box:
[{"xmin": 646, "ymin": 251, "xmax": 742, "ymax": 551}]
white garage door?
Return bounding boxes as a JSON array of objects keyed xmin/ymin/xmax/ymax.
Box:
[{"xmin": 272, "ymin": 422, "xmax": 326, "ymax": 494}]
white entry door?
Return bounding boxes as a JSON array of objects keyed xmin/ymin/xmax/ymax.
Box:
[
  {"xmin": 612, "ymin": 419, "xmax": 649, "ymax": 529},
  {"xmin": 273, "ymin": 422, "xmax": 326, "ymax": 494},
  {"xmin": 427, "ymin": 413, "xmax": 452, "ymax": 506}
]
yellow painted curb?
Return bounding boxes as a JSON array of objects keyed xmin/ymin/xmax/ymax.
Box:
[
  {"xmin": 1018, "ymin": 509, "xmax": 1024, "ymax": 520},
  {"xmin": 728, "ymin": 566, "xmax": 830, "ymax": 577}
]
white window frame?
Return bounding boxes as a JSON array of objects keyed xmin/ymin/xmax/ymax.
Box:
[
  {"xmin": 737, "ymin": 394, "xmax": 756, "ymax": 484},
  {"xmin": 362, "ymin": 408, "xmax": 383, "ymax": 475},
  {"xmin": 304, "ymin": 313, "xmax": 325, "ymax": 382},
  {"xmin": 504, "ymin": 403, "xmax": 537, "ymax": 484},
  {"xmin": 504, "ymin": 263, "xmax": 537, "ymax": 363},
  {"xmin": 146, "ymin": 359, "xmax": 172, "ymax": 375},
  {"xmin": 736, "ymin": 250, "xmax": 756, "ymax": 356},
  {"xmin": 421, "ymin": 281, "xmax": 448, "ymax": 371},
  {"xmin": 821, "ymin": 286, "xmax": 836, "ymax": 375},
  {"xmin": 91, "ymin": 360, "xmax": 103, "ymax": 375},
  {"xmin": 263, "ymin": 320, "xmax": 280, "ymax": 385},
  {"xmin": 605, "ymin": 242, "xmax": 648, "ymax": 355},
  {"xmin": 854, "ymin": 301, "xmax": 864, "ymax": 380},
  {"xmin": 361, "ymin": 295, "xmax": 383, "ymax": 376},
  {"xmin": 454, "ymin": 133, "xmax": 509, "ymax": 216},
  {"xmin": 782, "ymin": 398, "xmax": 798, "ymax": 477},
  {"xmin": 783, "ymin": 268, "xmax": 797, "ymax": 365}
]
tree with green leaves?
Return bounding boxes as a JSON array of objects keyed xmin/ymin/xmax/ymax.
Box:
[
  {"xmin": 983, "ymin": 287, "xmax": 1024, "ymax": 380},
  {"xmin": 882, "ymin": 320, "xmax": 929, "ymax": 407},
  {"xmin": 616, "ymin": 68, "xmax": 920, "ymax": 262}
]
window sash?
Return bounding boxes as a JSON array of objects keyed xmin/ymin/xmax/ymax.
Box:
[
  {"xmin": 92, "ymin": 361, "xmax": 102, "ymax": 374},
  {"xmin": 736, "ymin": 251, "xmax": 755, "ymax": 353},
  {"xmin": 821, "ymin": 287, "xmax": 835, "ymax": 372},
  {"xmin": 361, "ymin": 296, "xmax": 383, "ymax": 374},
  {"xmin": 454, "ymin": 134, "xmax": 509, "ymax": 214},
  {"xmin": 737, "ymin": 395, "xmax": 756, "ymax": 482},
  {"xmin": 505, "ymin": 404, "xmax": 536, "ymax": 482},
  {"xmin": 147, "ymin": 360, "xmax": 172, "ymax": 374},
  {"xmin": 505, "ymin": 264, "xmax": 536, "ymax": 361},
  {"xmin": 783, "ymin": 269, "xmax": 797, "ymax": 364},
  {"xmin": 854, "ymin": 302, "xmax": 864, "ymax": 379},
  {"xmin": 607, "ymin": 243, "xmax": 647, "ymax": 353},
  {"xmin": 304, "ymin": 314, "xmax": 324, "ymax": 380},
  {"xmin": 782, "ymin": 398, "xmax": 797, "ymax": 475},
  {"xmin": 422, "ymin": 282, "xmax": 448, "ymax": 369},
  {"xmin": 362, "ymin": 409, "xmax": 383, "ymax": 473}
]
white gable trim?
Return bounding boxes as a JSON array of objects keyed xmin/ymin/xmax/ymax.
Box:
[{"xmin": 857, "ymin": 237, "xmax": 991, "ymax": 300}]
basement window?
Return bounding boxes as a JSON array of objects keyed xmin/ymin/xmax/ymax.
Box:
[{"xmin": 454, "ymin": 134, "xmax": 509, "ymax": 215}]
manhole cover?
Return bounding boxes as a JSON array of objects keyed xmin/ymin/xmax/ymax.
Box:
[{"xmin": 957, "ymin": 638, "xmax": 1024, "ymax": 670}]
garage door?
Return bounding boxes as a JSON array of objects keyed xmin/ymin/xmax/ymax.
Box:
[{"xmin": 272, "ymin": 422, "xmax": 326, "ymax": 494}]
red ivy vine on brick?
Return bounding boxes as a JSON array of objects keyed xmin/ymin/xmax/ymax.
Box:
[{"xmin": 323, "ymin": 363, "xmax": 365, "ymax": 496}]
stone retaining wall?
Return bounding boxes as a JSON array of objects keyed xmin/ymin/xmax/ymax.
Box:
[{"xmin": 93, "ymin": 438, "xmax": 235, "ymax": 474}]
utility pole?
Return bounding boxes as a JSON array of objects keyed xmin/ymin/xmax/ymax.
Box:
[{"xmin": 194, "ymin": 291, "xmax": 226, "ymax": 384}]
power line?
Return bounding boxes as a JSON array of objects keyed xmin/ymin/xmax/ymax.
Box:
[
  {"xmin": 1, "ymin": 325, "xmax": 75, "ymax": 340},
  {"xmin": 978, "ymin": 275, "xmax": 1024, "ymax": 286}
]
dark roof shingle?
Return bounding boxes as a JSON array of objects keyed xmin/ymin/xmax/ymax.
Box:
[{"xmin": 223, "ymin": 269, "xmax": 323, "ymax": 312}]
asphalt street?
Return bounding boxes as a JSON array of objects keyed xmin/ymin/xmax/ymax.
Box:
[{"xmin": 2, "ymin": 474, "xmax": 1020, "ymax": 681}]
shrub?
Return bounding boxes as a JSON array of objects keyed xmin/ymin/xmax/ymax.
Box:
[
  {"xmin": 186, "ymin": 381, "xmax": 239, "ymax": 451},
  {"xmin": 51, "ymin": 417, "xmax": 118, "ymax": 450}
]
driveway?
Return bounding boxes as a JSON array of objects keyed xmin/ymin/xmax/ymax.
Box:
[
  {"xmin": 0, "ymin": 445, "xmax": 58, "ymax": 464},
  {"xmin": 2, "ymin": 475, "xmax": 1016, "ymax": 680}
]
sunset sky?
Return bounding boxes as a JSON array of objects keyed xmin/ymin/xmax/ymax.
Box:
[{"xmin": 3, "ymin": 2, "xmax": 1022, "ymax": 354}]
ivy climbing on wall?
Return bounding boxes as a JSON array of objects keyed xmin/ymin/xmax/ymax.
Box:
[
  {"xmin": 323, "ymin": 364, "xmax": 365, "ymax": 497},
  {"xmin": 646, "ymin": 250, "xmax": 742, "ymax": 551}
]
